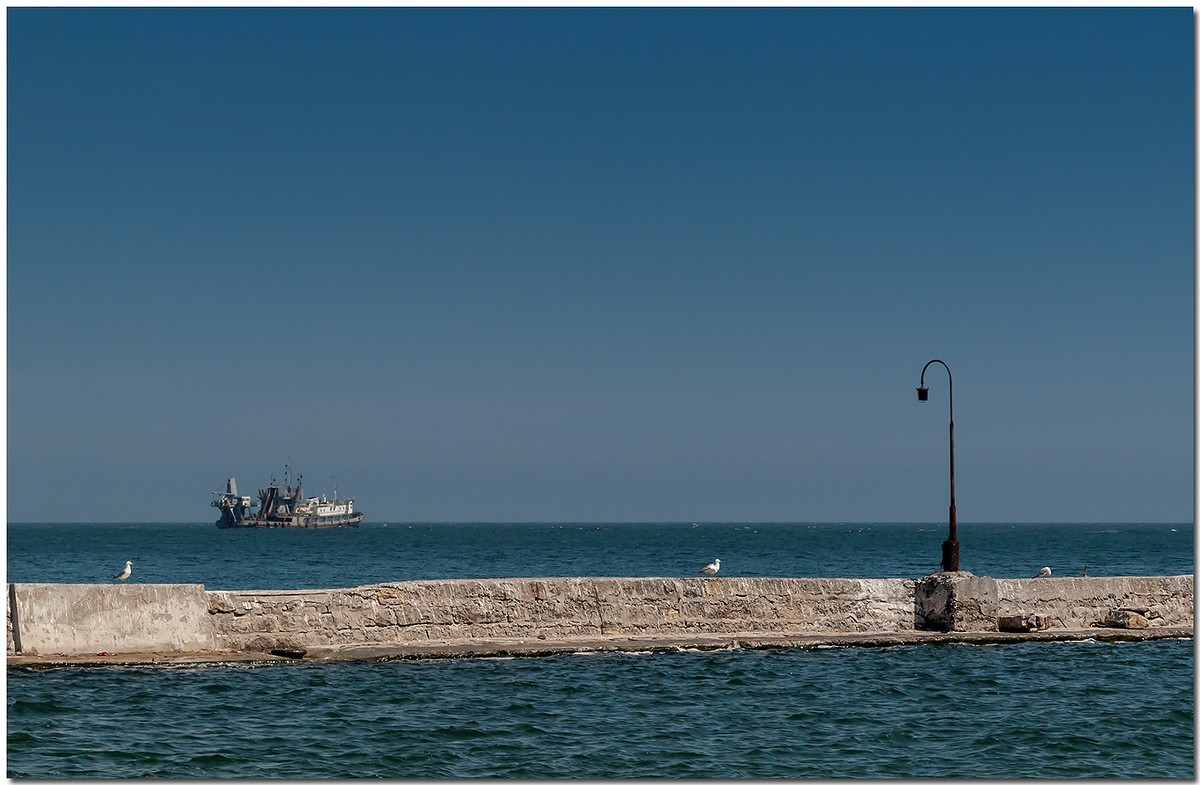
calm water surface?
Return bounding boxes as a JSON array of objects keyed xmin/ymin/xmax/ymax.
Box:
[
  {"xmin": 6, "ymin": 521, "xmax": 1194, "ymax": 778},
  {"xmin": 6, "ymin": 521, "xmax": 1193, "ymax": 589},
  {"xmin": 8, "ymin": 640, "xmax": 1193, "ymax": 778}
]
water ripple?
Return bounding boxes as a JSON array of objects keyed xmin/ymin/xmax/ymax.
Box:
[{"xmin": 8, "ymin": 640, "xmax": 1194, "ymax": 778}]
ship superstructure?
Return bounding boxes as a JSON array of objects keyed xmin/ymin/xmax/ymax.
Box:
[{"xmin": 212, "ymin": 466, "xmax": 363, "ymax": 529}]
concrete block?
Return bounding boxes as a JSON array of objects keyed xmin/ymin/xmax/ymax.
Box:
[
  {"xmin": 1099, "ymin": 609, "xmax": 1150, "ymax": 629},
  {"xmin": 998, "ymin": 614, "xmax": 1051, "ymax": 632},
  {"xmin": 915, "ymin": 572, "xmax": 999, "ymax": 632},
  {"xmin": 9, "ymin": 583, "xmax": 217, "ymax": 655}
]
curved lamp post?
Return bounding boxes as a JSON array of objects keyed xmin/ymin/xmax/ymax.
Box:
[{"xmin": 917, "ymin": 359, "xmax": 958, "ymax": 572}]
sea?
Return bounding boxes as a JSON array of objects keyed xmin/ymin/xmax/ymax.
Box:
[{"xmin": 6, "ymin": 521, "xmax": 1195, "ymax": 778}]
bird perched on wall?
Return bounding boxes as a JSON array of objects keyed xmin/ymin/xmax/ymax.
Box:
[
  {"xmin": 1033, "ymin": 566, "xmax": 1051, "ymax": 579},
  {"xmin": 700, "ymin": 558, "xmax": 721, "ymax": 576},
  {"xmin": 114, "ymin": 560, "xmax": 132, "ymax": 582}
]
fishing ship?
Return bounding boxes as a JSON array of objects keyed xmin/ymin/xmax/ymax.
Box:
[{"xmin": 211, "ymin": 466, "xmax": 363, "ymax": 529}]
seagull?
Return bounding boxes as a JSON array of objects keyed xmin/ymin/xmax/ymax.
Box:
[
  {"xmin": 114, "ymin": 561, "xmax": 132, "ymax": 582},
  {"xmin": 1033, "ymin": 566, "xmax": 1051, "ymax": 579},
  {"xmin": 700, "ymin": 558, "xmax": 721, "ymax": 576}
]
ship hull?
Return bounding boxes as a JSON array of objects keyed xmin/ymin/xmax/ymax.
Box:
[{"xmin": 216, "ymin": 511, "xmax": 364, "ymax": 529}]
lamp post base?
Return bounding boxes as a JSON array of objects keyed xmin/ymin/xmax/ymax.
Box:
[{"xmin": 942, "ymin": 539, "xmax": 959, "ymax": 572}]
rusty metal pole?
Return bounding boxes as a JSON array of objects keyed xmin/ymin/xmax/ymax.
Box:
[{"xmin": 917, "ymin": 359, "xmax": 958, "ymax": 572}]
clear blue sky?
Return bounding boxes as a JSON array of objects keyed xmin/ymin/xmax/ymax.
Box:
[{"xmin": 7, "ymin": 8, "xmax": 1193, "ymax": 523}]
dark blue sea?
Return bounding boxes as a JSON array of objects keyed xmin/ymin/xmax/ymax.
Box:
[{"xmin": 7, "ymin": 521, "xmax": 1195, "ymax": 778}]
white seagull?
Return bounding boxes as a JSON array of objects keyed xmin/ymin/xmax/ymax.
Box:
[
  {"xmin": 700, "ymin": 558, "xmax": 721, "ymax": 576},
  {"xmin": 1033, "ymin": 566, "xmax": 1051, "ymax": 579},
  {"xmin": 114, "ymin": 560, "xmax": 132, "ymax": 582}
]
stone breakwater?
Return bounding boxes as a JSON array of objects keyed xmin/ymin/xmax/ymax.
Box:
[
  {"xmin": 7, "ymin": 574, "xmax": 1193, "ymax": 662},
  {"xmin": 207, "ymin": 577, "xmax": 915, "ymax": 653}
]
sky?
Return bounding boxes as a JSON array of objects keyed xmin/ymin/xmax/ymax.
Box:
[{"xmin": 6, "ymin": 7, "xmax": 1193, "ymax": 524}]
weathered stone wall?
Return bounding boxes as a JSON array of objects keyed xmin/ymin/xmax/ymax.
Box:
[
  {"xmin": 208, "ymin": 577, "xmax": 917, "ymax": 652},
  {"xmin": 995, "ymin": 575, "xmax": 1193, "ymax": 630},
  {"xmin": 915, "ymin": 573, "xmax": 1194, "ymax": 632}
]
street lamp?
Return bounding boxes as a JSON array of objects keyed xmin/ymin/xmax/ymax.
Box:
[{"xmin": 917, "ymin": 359, "xmax": 958, "ymax": 572}]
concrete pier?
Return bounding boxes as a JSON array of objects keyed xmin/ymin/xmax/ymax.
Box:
[{"xmin": 7, "ymin": 574, "xmax": 1193, "ymax": 666}]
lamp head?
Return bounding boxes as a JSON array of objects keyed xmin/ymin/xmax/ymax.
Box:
[{"xmin": 916, "ymin": 385, "xmax": 929, "ymax": 402}]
